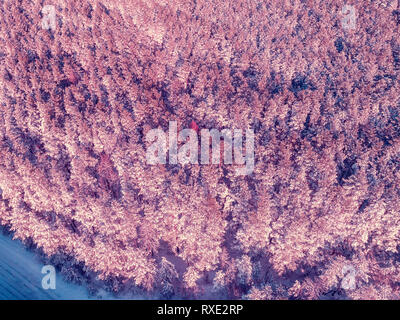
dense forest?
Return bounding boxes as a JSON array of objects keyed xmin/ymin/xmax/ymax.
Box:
[{"xmin": 1, "ymin": 0, "xmax": 400, "ymax": 299}]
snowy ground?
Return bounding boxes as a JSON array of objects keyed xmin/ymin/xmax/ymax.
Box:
[{"xmin": 0, "ymin": 231, "xmax": 96, "ymax": 300}]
